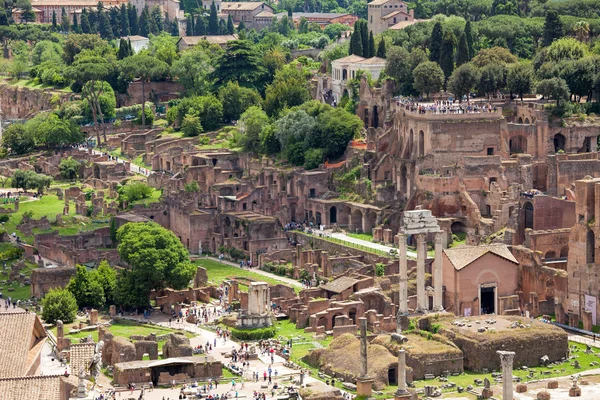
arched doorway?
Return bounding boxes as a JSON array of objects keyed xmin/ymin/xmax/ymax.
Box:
[
  {"xmin": 399, "ymin": 165, "xmax": 408, "ymax": 199},
  {"xmin": 418, "ymin": 130, "xmax": 425, "ymax": 157},
  {"xmin": 342, "ymin": 69, "xmax": 347, "ymax": 80},
  {"xmin": 587, "ymin": 230, "xmax": 595, "ymax": 264},
  {"xmin": 329, "ymin": 206, "xmax": 337, "ymax": 224},
  {"xmin": 554, "ymin": 134, "xmax": 566, "ymax": 153},
  {"xmin": 560, "ymin": 246, "xmax": 569, "ymax": 258},
  {"xmin": 348, "ymin": 308, "xmax": 357, "ymax": 324},
  {"xmin": 365, "ymin": 211, "xmax": 377, "ymax": 234},
  {"xmin": 517, "ymin": 117, "xmax": 523, "ymax": 123},
  {"xmin": 388, "ymin": 365, "xmax": 397, "ymax": 385},
  {"xmin": 545, "ymin": 251, "xmax": 556, "ymax": 259},
  {"xmin": 510, "ymin": 135, "xmax": 527, "ymax": 155},
  {"xmin": 316, "ymin": 212, "xmax": 322, "ymax": 225},
  {"xmin": 524, "ymin": 118, "xmax": 530, "ymax": 124},
  {"xmin": 351, "ymin": 209, "xmax": 363, "ymax": 232},
  {"xmin": 93, "ymin": 165, "xmax": 100, "ymax": 179},
  {"xmin": 524, "ymin": 202, "xmax": 534, "ymax": 230},
  {"xmin": 451, "ymin": 221, "xmax": 467, "ymax": 243},
  {"xmin": 372, "ymin": 106, "xmax": 379, "ymax": 127},
  {"xmin": 331, "ymin": 313, "xmax": 343, "ymax": 328}
]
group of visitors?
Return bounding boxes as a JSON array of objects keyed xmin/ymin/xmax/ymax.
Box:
[{"xmin": 395, "ymin": 96, "xmax": 498, "ymax": 115}]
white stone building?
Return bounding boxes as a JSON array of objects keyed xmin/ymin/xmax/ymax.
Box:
[{"xmin": 330, "ymin": 55, "xmax": 387, "ymax": 102}]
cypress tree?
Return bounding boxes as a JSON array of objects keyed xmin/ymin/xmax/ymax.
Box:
[
  {"xmin": 186, "ymin": 15, "xmax": 193, "ymax": 35},
  {"xmin": 128, "ymin": 4, "xmax": 138, "ymax": 35},
  {"xmin": 542, "ymin": 10, "xmax": 563, "ymax": 46},
  {"xmin": 171, "ymin": 19, "xmax": 179, "ymax": 36},
  {"xmin": 368, "ymin": 31, "xmax": 375, "ymax": 58},
  {"xmin": 360, "ymin": 20, "xmax": 369, "ymax": 58},
  {"xmin": 81, "ymin": 11, "xmax": 91, "ymax": 33},
  {"xmin": 128, "ymin": 39, "xmax": 133, "ymax": 55},
  {"xmin": 349, "ymin": 28, "xmax": 362, "ymax": 56},
  {"xmin": 150, "ymin": 6, "xmax": 162, "ymax": 33},
  {"xmin": 88, "ymin": 7, "xmax": 98, "ymax": 29},
  {"xmin": 120, "ymin": 4, "xmax": 130, "ymax": 36},
  {"xmin": 60, "ymin": 7, "xmax": 70, "ymax": 32},
  {"xmin": 195, "ymin": 16, "xmax": 206, "ymax": 35},
  {"xmin": 376, "ymin": 38, "xmax": 386, "ymax": 58},
  {"xmin": 109, "ymin": 7, "xmax": 120, "ymax": 37},
  {"xmin": 439, "ymin": 31, "xmax": 456, "ymax": 88},
  {"xmin": 208, "ymin": 1, "xmax": 219, "ymax": 35},
  {"xmin": 52, "ymin": 10, "xmax": 57, "ymax": 31},
  {"xmin": 238, "ymin": 20, "xmax": 246, "ymax": 32},
  {"xmin": 464, "ymin": 20, "xmax": 474, "ymax": 59},
  {"xmin": 72, "ymin": 13, "xmax": 79, "ymax": 33},
  {"xmin": 227, "ymin": 14, "xmax": 234, "ymax": 35},
  {"xmin": 98, "ymin": 10, "xmax": 114, "ymax": 39},
  {"xmin": 219, "ymin": 19, "xmax": 227, "ymax": 35},
  {"xmin": 298, "ymin": 17, "xmax": 307, "ymax": 33},
  {"xmin": 117, "ymin": 38, "xmax": 130, "ymax": 59},
  {"xmin": 456, "ymin": 33, "xmax": 469, "ymax": 66},
  {"xmin": 139, "ymin": 6, "xmax": 152, "ymax": 36},
  {"xmin": 429, "ymin": 22, "xmax": 443, "ymax": 62}
]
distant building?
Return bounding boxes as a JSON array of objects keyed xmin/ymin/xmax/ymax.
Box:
[
  {"xmin": 177, "ymin": 34, "xmax": 238, "ymax": 51},
  {"xmin": 30, "ymin": 0, "xmax": 127, "ymax": 24},
  {"xmin": 200, "ymin": 0, "xmax": 273, "ymax": 30},
  {"xmin": 11, "ymin": 7, "xmax": 44, "ymax": 23},
  {"xmin": 120, "ymin": 35, "xmax": 150, "ymax": 53},
  {"xmin": 367, "ymin": 0, "xmax": 414, "ymax": 35},
  {"xmin": 330, "ymin": 55, "xmax": 387, "ymax": 102},
  {"xmin": 273, "ymin": 12, "xmax": 358, "ymax": 28}
]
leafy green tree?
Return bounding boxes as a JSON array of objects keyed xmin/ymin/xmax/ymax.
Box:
[
  {"xmin": 52, "ymin": 10, "xmax": 57, "ymax": 31},
  {"xmin": 440, "ymin": 31, "xmax": 456, "ymax": 86},
  {"xmin": 471, "ymin": 46, "xmax": 517, "ymax": 67},
  {"xmin": 360, "ymin": 20, "xmax": 369, "ymax": 58},
  {"xmin": 67, "ymin": 265, "xmax": 105, "ymax": 309},
  {"xmin": 120, "ymin": 4, "xmax": 130, "ymax": 36},
  {"xmin": 171, "ymin": 47, "xmax": 212, "ymax": 95},
  {"xmin": 181, "ymin": 114, "xmax": 203, "ymax": 137},
  {"xmin": 545, "ymin": 38, "xmax": 586, "ymax": 63},
  {"xmin": 260, "ymin": 124, "xmax": 280, "ymax": 155},
  {"xmin": 274, "ymin": 109, "xmax": 316, "ymax": 152},
  {"xmin": 542, "ymin": 10, "xmax": 563, "ymax": 46},
  {"xmin": 195, "ymin": 16, "xmax": 206, "ymax": 35},
  {"xmin": 507, "ymin": 62, "xmax": 533, "ymax": 100},
  {"xmin": 314, "ymin": 106, "xmax": 362, "ymax": 159},
  {"xmin": 115, "ymin": 222, "xmax": 196, "ymax": 308},
  {"xmin": 429, "ymin": 22, "xmax": 443, "ymax": 62},
  {"xmin": 94, "ymin": 260, "xmax": 117, "ymax": 305},
  {"xmin": 60, "ymin": 7, "xmax": 69, "ymax": 33},
  {"xmin": 376, "ymin": 38, "xmax": 386, "ymax": 58},
  {"xmin": 98, "ymin": 10, "xmax": 114, "ymax": 39},
  {"xmin": 118, "ymin": 54, "xmax": 169, "ymax": 127},
  {"xmin": 80, "ymin": 13, "xmax": 91, "ymax": 34},
  {"xmin": 2, "ymin": 123, "xmax": 35, "ymax": 155},
  {"xmin": 536, "ymin": 77, "xmax": 570, "ymax": 106},
  {"xmin": 385, "ymin": 46, "xmax": 411, "ymax": 94},
  {"xmin": 42, "ymin": 288, "xmax": 78, "ymax": 323},
  {"xmin": 59, "ymin": 157, "xmax": 81, "ymax": 180},
  {"xmin": 208, "ymin": 0, "xmax": 219, "ymax": 35},
  {"xmin": 40, "ymin": 114, "xmax": 84, "ymax": 149},
  {"xmin": 212, "ymin": 40, "xmax": 264, "ymax": 89},
  {"xmin": 63, "ymin": 34, "xmax": 110, "ymax": 64},
  {"xmin": 174, "ymin": 95, "xmax": 223, "ymax": 131},
  {"xmin": 82, "ymin": 81, "xmax": 116, "ymax": 121},
  {"xmin": 368, "ymin": 31, "xmax": 375, "ymax": 58},
  {"xmin": 150, "ymin": 6, "xmax": 162, "ymax": 34},
  {"xmin": 218, "ymin": 81, "xmax": 262, "ymax": 122},
  {"xmin": 239, "ymin": 106, "xmax": 269, "ymax": 151},
  {"xmin": 304, "ymin": 148, "xmax": 324, "ymax": 170},
  {"xmin": 264, "ymin": 65, "xmax": 310, "ymax": 117},
  {"xmin": 413, "ymin": 61, "xmax": 444, "ymax": 99},
  {"xmin": 448, "ymin": 63, "xmax": 481, "ymax": 102},
  {"xmin": 478, "ymin": 64, "xmax": 506, "ymax": 98},
  {"xmin": 237, "ymin": 20, "xmax": 246, "ymax": 32},
  {"xmin": 11, "ymin": 170, "xmax": 52, "ymax": 193},
  {"xmin": 456, "ymin": 33, "xmax": 470, "ymax": 66},
  {"xmin": 149, "ymin": 32, "xmax": 178, "ymax": 65},
  {"xmin": 298, "ymin": 17, "xmax": 308, "ymax": 34}
]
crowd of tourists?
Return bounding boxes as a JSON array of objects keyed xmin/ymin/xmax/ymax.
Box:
[{"xmin": 395, "ymin": 96, "xmax": 498, "ymax": 115}]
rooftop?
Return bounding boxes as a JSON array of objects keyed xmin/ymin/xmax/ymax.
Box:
[
  {"xmin": 178, "ymin": 35, "xmax": 238, "ymax": 46},
  {"xmin": 444, "ymin": 244, "xmax": 518, "ymax": 271},
  {"xmin": 321, "ymin": 276, "xmax": 358, "ymax": 294},
  {"xmin": 0, "ymin": 312, "xmax": 47, "ymax": 378},
  {"xmin": 221, "ymin": 2, "xmax": 267, "ymax": 11},
  {"xmin": 0, "ymin": 375, "xmax": 69, "ymax": 400}
]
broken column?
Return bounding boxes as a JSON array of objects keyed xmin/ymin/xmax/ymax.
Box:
[
  {"xmin": 356, "ymin": 317, "xmax": 374, "ymax": 398},
  {"xmin": 433, "ymin": 231, "xmax": 443, "ymax": 311},
  {"xmin": 416, "ymin": 233, "xmax": 426, "ymax": 313},
  {"xmin": 394, "ymin": 348, "xmax": 413, "ymax": 400},
  {"xmin": 498, "ymin": 350, "xmax": 516, "ymax": 400},
  {"xmin": 397, "ymin": 233, "xmax": 408, "ymax": 315},
  {"xmin": 89, "ymin": 309, "xmax": 98, "ymax": 325}
]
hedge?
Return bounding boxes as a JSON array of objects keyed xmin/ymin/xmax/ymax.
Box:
[{"xmin": 230, "ymin": 326, "xmax": 276, "ymax": 341}]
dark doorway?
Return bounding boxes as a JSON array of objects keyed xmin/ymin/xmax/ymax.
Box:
[
  {"xmin": 330, "ymin": 206, "xmax": 337, "ymax": 224},
  {"xmin": 316, "ymin": 212, "xmax": 322, "ymax": 225},
  {"xmin": 481, "ymin": 287, "xmax": 495, "ymax": 315},
  {"xmin": 373, "ymin": 106, "xmax": 379, "ymax": 128},
  {"xmin": 388, "ymin": 366, "xmax": 397, "ymax": 385},
  {"xmin": 524, "ymin": 202, "xmax": 534, "ymax": 230},
  {"xmin": 587, "ymin": 229, "xmax": 595, "ymax": 264},
  {"xmin": 554, "ymin": 134, "xmax": 566, "ymax": 153},
  {"xmin": 487, "ymin": 147, "xmax": 494, "ymax": 155},
  {"xmin": 348, "ymin": 308, "xmax": 357, "ymax": 324}
]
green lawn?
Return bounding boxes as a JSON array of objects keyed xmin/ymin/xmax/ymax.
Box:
[
  {"xmin": 346, "ymin": 232, "xmax": 374, "ymax": 242},
  {"xmin": 194, "ymin": 258, "xmax": 299, "ymax": 293},
  {"xmin": 7, "ymin": 79, "xmax": 72, "ymax": 93}
]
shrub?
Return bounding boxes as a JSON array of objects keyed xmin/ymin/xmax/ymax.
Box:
[
  {"xmin": 0, "ymin": 214, "xmax": 9, "ymax": 223},
  {"xmin": 230, "ymin": 326, "xmax": 276, "ymax": 340},
  {"xmin": 119, "ymin": 182, "xmax": 153, "ymax": 203},
  {"xmin": 41, "ymin": 287, "xmax": 78, "ymax": 323},
  {"xmin": 0, "ymin": 246, "xmax": 23, "ymax": 261},
  {"xmin": 375, "ymin": 263, "xmax": 385, "ymax": 276}
]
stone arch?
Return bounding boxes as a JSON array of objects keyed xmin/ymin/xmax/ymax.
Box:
[
  {"xmin": 517, "ymin": 117, "xmax": 523, "ymax": 123},
  {"xmin": 524, "ymin": 118, "xmax": 530, "ymax": 124},
  {"xmin": 418, "ymin": 130, "xmax": 425, "ymax": 157},
  {"xmin": 192, "ymin": 159, "xmax": 199, "ymax": 167},
  {"xmin": 587, "ymin": 229, "xmax": 595, "ymax": 264},
  {"xmin": 331, "ymin": 313, "xmax": 343, "ymax": 328},
  {"xmin": 560, "ymin": 246, "xmax": 569, "ymax": 258},
  {"xmin": 451, "ymin": 221, "xmax": 467, "ymax": 234},
  {"xmin": 317, "ymin": 316, "xmax": 327, "ymax": 328},
  {"xmin": 545, "ymin": 251, "xmax": 556, "ymax": 259},
  {"xmin": 372, "ymin": 105, "xmax": 379, "ymax": 128},
  {"xmin": 351, "ymin": 209, "xmax": 363, "ymax": 232},
  {"xmin": 225, "ymin": 217, "xmax": 231, "ymax": 227},
  {"xmin": 524, "ymin": 201, "xmax": 534, "ymax": 230},
  {"xmin": 388, "ymin": 365, "xmax": 397, "ymax": 385},
  {"xmin": 329, "ymin": 206, "xmax": 337, "ymax": 224},
  {"xmin": 554, "ymin": 133, "xmax": 566, "ymax": 153},
  {"xmin": 365, "ymin": 211, "xmax": 377, "ymax": 234},
  {"xmin": 509, "ymin": 135, "xmax": 527, "ymax": 155}
]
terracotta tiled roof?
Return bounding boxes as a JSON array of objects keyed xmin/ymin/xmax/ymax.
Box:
[
  {"xmin": 368, "ymin": 0, "xmax": 391, "ymax": 5},
  {"xmin": 321, "ymin": 276, "xmax": 358, "ymax": 294},
  {"xmin": 331, "ymin": 55, "xmax": 366, "ymax": 64},
  {"xmin": 221, "ymin": 2, "xmax": 267, "ymax": 11},
  {"xmin": 179, "ymin": 35, "xmax": 238, "ymax": 46},
  {"xmin": 31, "ymin": 0, "xmax": 124, "ymax": 6},
  {"xmin": 355, "ymin": 56, "xmax": 387, "ymax": 65},
  {"xmin": 69, "ymin": 343, "xmax": 95, "ymax": 377},
  {"xmin": 389, "ymin": 19, "xmax": 423, "ymax": 30},
  {"xmin": 0, "ymin": 312, "xmax": 47, "ymax": 378},
  {"xmin": 0, "ymin": 375, "xmax": 65, "ymax": 400},
  {"xmin": 444, "ymin": 244, "xmax": 518, "ymax": 271}
]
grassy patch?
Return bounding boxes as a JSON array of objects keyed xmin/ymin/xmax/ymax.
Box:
[
  {"xmin": 346, "ymin": 232, "xmax": 374, "ymax": 242},
  {"xmin": 7, "ymin": 79, "xmax": 72, "ymax": 93},
  {"xmin": 449, "ymin": 231, "xmax": 467, "ymax": 248},
  {"xmin": 194, "ymin": 258, "xmax": 299, "ymax": 293}
]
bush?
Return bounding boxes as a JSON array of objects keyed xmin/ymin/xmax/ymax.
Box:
[
  {"xmin": 375, "ymin": 263, "xmax": 385, "ymax": 276},
  {"xmin": 119, "ymin": 182, "xmax": 153, "ymax": 203},
  {"xmin": 41, "ymin": 287, "xmax": 78, "ymax": 324},
  {"xmin": 0, "ymin": 214, "xmax": 9, "ymax": 223},
  {"xmin": 230, "ymin": 326, "xmax": 276, "ymax": 340},
  {"xmin": 0, "ymin": 246, "xmax": 23, "ymax": 261}
]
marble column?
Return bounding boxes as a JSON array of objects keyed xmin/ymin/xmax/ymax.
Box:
[
  {"xmin": 396, "ymin": 349, "xmax": 407, "ymax": 394},
  {"xmin": 433, "ymin": 231, "xmax": 444, "ymax": 311},
  {"xmin": 398, "ymin": 233, "xmax": 408, "ymax": 314},
  {"xmin": 359, "ymin": 317, "xmax": 368, "ymax": 378},
  {"xmin": 416, "ymin": 233, "xmax": 426, "ymax": 313},
  {"xmin": 498, "ymin": 351, "xmax": 515, "ymax": 400}
]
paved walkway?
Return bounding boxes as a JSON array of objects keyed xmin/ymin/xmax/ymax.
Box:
[
  {"xmin": 569, "ymin": 333, "xmax": 600, "ymax": 348},
  {"xmin": 87, "ymin": 147, "xmax": 152, "ymax": 177},
  {"xmin": 329, "ymin": 232, "xmax": 418, "ymax": 258},
  {"xmin": 202, "ymin": 256, "xmax": 302, "ymax": 288}
]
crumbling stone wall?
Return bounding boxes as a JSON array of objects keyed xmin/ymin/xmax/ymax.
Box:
[
  {"xmin": 162, "ymin": 333, "xmax": 193, "ymax": 358},
  {"xmin": 30, "ymin": 267, "xmax": 76, "ymax": 298}
]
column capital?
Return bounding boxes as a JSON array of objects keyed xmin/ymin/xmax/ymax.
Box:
[
  {"xmin": 415, "ymin": 233, "xmax": 426, "ymax": 243},
  {"xmin": 396, "ymin": 233, "xmax": 407, "ymax": 239},
  {"xmin": 497, "ymin": 350, "xmax": 515, "ymax": 367},
  {"xmin": 434, "ymin": 231, "xmax": 443, "ymax": 241}
]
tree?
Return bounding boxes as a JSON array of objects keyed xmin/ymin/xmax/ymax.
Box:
[
  {"xmin": 170, "ymin": 19, "xmax": 179, "ymax": 36},
  {"xmin": 314, "ymin": 106, "xmax": 362, "ymax": 159},
  {"xmin": 218, "ymin": 81, "xmax": 262, "ymax": 122},
  {"xmin": 1, "ymin": 123, "xmax": 34, "ymax": 155},
  {"xmin": 385, "ymin": 46, "xmax": 411, "ymax": 94},
  {"xmin": 211, "ymin": 40, "xmax": 264, "ymax": 89},
  {"xmin": 41, "ymin": 288, "xmax": 78, "ymax": 324},
  {"xmin": 507, "ymin": 62, "xmax": 533, "ymax": 100},
  {"xmin": 173, "ymin": 95, "xmax": 223, "ymax": 131},
  {"xmin": 94, "ymin": 260, "xmax": 117, "ymax": 305},
  {"xmin": 349, "ymin": 26, "xmax": 363, "ymax": 56},
  {"xmin": 536, "ymin": 77, "xmax": 569, "ymax": 106},
  {"xmin": 195, "ymin": 16, "xmax": 206, "ymax": 35},
  {"xmin": 80, "ymin": 13, "xmax": 91, "ymax": 34},
  {"xmin": 186, "ymin": 15, "xmax": 194, "ymax": 35},
  {"xmin": 98, "ymin": 10, "xmax": 114, "ymax": 40},
  {"xmin": 429, "ymin": 22, "xmax": 443, "ymax": 62},
  {"xmin": 171, "ymin": 47, "xmax": 212, "ymax": 95},
  {"xmin": 239, "ymin": 106, "xmax": 269, "ymax": 151},
  {"xmin": 440, "ymin": 31, "xmax": 456, "ymax": 86},
  {"xmin": 120, "ymin": 4, "xmax": 130, "ymax": 36},
  {"xmin": 118, "ymin": 54, "xmax": 169, "ymax": 127},
  {"xmin": 413, "ymin": 61, "xmax": 444, "ymax": 99},
  {"xmin": 67, "ymin": 265, "xmax": 105, "ymax": 309},
  {"xmin": 218, "ymin": 19, "xmax": 227, "ymax": 35},
  {"xmin": 181, "ymin": 114, "xmax": 203, "ymax": 137},
  {"xmin": 264, "ymin": 65, "xmax": 310, "ymax": 117},
  {"xmin": 376, "ymin": 38, "xmax": 386, "ymax": 58},
  {"xmin": 448, "ymin": 63, "xmax": 481, "ymax": 102},
  {"xmin": 60, "ymin": 7, "xmax": 70, "ymax": 33},
  {"xmin": 478, "ymin": 64, "xmax": 506, "ymax": 98},
  {"xmin": 298, "ymin": 17, "xmax": 308, "ymax": 34},
  {"xmin": 464, "ymin": 20, "xmax": 474, "ymax": 59},
  {"xmin": 128, "ymin": 4, "xmax": 139, "ymax": 35},
  {"xmin": 456, "ymin": 33, "xmax": 470, "ymax": 66},
  {"xmin": 117, "ymin": 38, "xmax": 131, "ymax": 59},
  {"xmin": 573, "ymin": 21, "xmax": 590, "ymax": 43},
  {"xmin": 208, "ymin": 1, "xmax": 219, "ymax": 35},
  {"xmin": 368, "ymin": 31, "xmax": 375, "ymax": 58},
  {"xmin": 59, "ymin": 157, "xmax": 81, "ymax": 180},
  {"xmin": 237, "ymin": 20, "xmax": 246, "ymax": 32},
  {"xmin": 52, "ymin": 10, "xmax": 57, "ymax": 31},
  {"xmin": 542, "ymin": 10, "xmax": 563, "ymax": 46},
  {"xmin": 138, "ymin": 6, "xmax": 151, "ymax": 36},
  {"xmin": 115, "ymin": 222, "xmax": 196, "ymax": 308},
  {"xmin": 148, "ymin": 32, "xmax": 178, "ymax": 65},
  {"xmin": 360, "ymin": 20, "xmax": 369, "ymax": 59},
  {"xmin": 471, "ymin": 46, "xmax": 518, "ymax": 67},
  {"xmin": 72, "ymin": 14, "xmax": 79, "ymax": 33}
]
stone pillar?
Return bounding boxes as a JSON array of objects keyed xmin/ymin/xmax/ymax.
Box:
[
  {"xmin": 56, "ymin": 320, "xmax": 64, "ymax": 339},
  {"xmin": 416, "ymin": 233, "xmax": 426, "ymax": 313},
  {"xmin": 356, "ymin": 317, "xmax": 373, "ymax": 398},
  {"xmin": 109, "ymin": 305, "xmax": 116, "ymax": 317},
  {"xmin": 89, "ymin": 309, "xmax": 98, "ymax": 325},
  {"xmin": 433, "ymin": 232, "xmax": 443, "ymax": 311},
  {"xmin": 396, "ymin": 349, "xmax": 407, "ymax": 394},
  {"xmin": 398, "ymin": 234, "xmax": 408, "ymax": 315},
  {"xmin": 498, "ymin": 351, "xmax": 515, "ymax": 400}
]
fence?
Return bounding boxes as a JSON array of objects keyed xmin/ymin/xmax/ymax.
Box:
[{"xmin": 293, "ymin": 230, "xmax": 395, "ymax": 258}]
